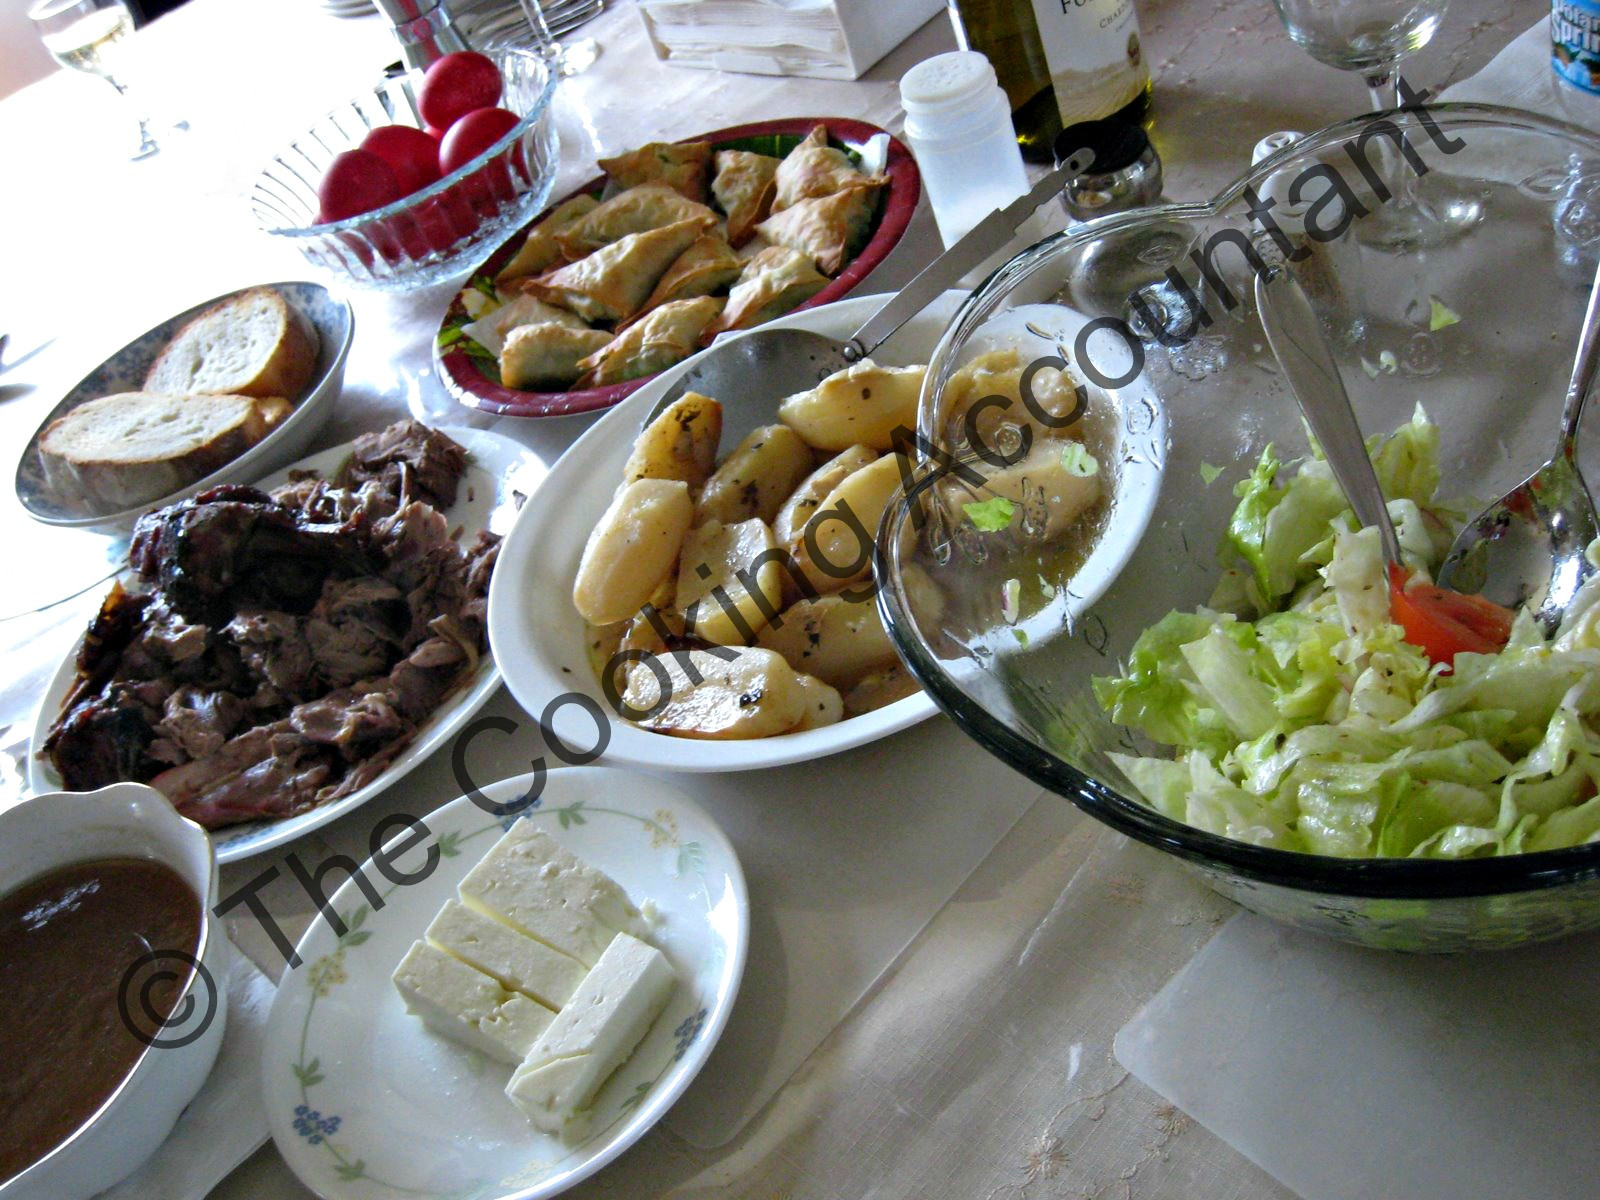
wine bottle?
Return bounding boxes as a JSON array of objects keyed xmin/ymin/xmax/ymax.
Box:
[{"xmin": 948, "ymin": 0, "xmax": 1152, "ymax": 162}]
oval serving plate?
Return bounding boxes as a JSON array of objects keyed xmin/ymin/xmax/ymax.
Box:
[
  {"xmin": 487, "ymin": 288, "xmax": 1168, "ymax": 774},
  {"xmin": 261, "ymin": 767, "xmax": 748, "ymax": 1200},
  {"xmin": 486, "ymin": 291, "xmax": 961, "ymax": 775},
  {"xmin": 434, "ymin": 116, "xmax": 921, "ymax": 419},
  {"xmin": 15, "ymin": 281, "xmax": 354, "ymax": 529},
  {"xmin": 28, "ymin": 426, "xmax": 544, "ymax": 864}
]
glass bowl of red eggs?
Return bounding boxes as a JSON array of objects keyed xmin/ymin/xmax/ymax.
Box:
[{"xmin": 250, "ymin": 48, "xmax": 559, "ymax": 292}]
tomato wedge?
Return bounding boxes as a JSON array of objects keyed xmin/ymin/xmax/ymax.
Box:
[{"xmin": 1387, "ymin": 563, "xmax": 1513, "ymax": 667}]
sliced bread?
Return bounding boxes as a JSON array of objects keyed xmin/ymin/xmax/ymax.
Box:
[
  {"xmin": 143, "ymin": 287, "xmax": 319, "ymax": 401},
  {"xmin": 40, "ymin": 391, "xmax": 290, "ymax": 511}
]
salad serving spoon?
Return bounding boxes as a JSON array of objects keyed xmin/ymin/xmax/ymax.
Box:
[
  {"xmin": 1255, "ymin": 267, "xmax": 1403, "ymax": 565},
  {"xmin": 1432, "ymin": 258, "xmax": 1600, "ymax": 631},
  {"xmin": 642, "ymin": 147, "xmax": 1097, "ymax": 428}
]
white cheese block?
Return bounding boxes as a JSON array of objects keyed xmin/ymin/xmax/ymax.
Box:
[
  {"xmin": 426, "ymin": 899, "xmax": 588, "ymax": 1012},
  {"xmin": 391, "ymin": 940, "xmax": 555, "ymax": 1065},
  {"xmin": 456, "ymin": 823, "xmax": 648, "ymax": 967},
  {"xmin": 504, "ymin": 932, "xmax": 677, "ymax": 1135}
]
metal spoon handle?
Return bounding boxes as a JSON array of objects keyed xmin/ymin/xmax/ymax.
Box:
[
  {"xmin": 842, "ymin": 148, "xmax": 1096, "ymax": 361},
  {"xmin": 1256, "ymin": 269, "xmax": 1403, "ymax": 565},
  {"xmin": 1559, "ymin": 256, "xmax": 1600, "ymax": 452}
]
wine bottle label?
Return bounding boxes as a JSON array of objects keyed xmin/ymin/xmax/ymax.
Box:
[
  {"xmin": 1554, "ymin": 0, "xmax": 1600, "ymax": 95},
  {"xmin": 1030, "ymin": 0, "xmax": 1149, "ymax": 124}
]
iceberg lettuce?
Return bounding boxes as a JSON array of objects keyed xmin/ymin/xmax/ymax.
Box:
[{"xmin": 1096, "ymin": 412, "xmax": 1600, "ymax": 859}]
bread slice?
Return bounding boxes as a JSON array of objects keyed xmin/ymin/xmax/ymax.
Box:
[
  {"xmin": 40, "ymin": 392, "xmax": 290, "ymax": 511},
  {"xmin": 143, "ymin": 288, "xmax": 319, "ymax": 401}
]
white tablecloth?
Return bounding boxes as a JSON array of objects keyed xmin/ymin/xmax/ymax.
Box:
[{"xmin": 0, "ymin": 2, "xmax": 1556, "ymax": 1198}]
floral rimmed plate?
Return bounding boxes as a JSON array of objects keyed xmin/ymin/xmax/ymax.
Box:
[
  {"xmin": 261, "ymin": 767, "xmax": 748, "ymax": 1200},
  {"xmin": 28, "ymin": 426, "xmax": 544, "ymax": 864}
]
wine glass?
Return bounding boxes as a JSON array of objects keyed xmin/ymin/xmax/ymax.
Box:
[
  {"xmin": 458, "ymin": 0, "xmax": 601, "ymax": 75},
  {"xmin": 1269, "ymin": 0, "xmax": 1483, "ymax": 249},
  {"xmin": 29, "ymin": 0, "xmax": 162, "ymax": 160}
]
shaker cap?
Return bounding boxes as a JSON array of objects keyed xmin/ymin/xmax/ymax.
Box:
[{"xmin": 900, "ymin": 51, "xmax": 998, "ymax": 114}]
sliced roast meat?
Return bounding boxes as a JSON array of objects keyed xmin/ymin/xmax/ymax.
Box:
[
  {"xmin": 226, "ymin": 610, "xmax": 316, "ymax": 701},
  {"xmin": 385, "ymin": 633, "xmax": 471, "ymax": 721},
  {"xmin": 172, "ymin": 746, "xmax": 336, "ymax": 829},
  {"xmin": 150, "ymin": 686, "xmax": 248, "ymax": 763},
  {"xmin": 343, "ymin": 421, "xmax": 468, "ymax": 510},
  {"xmin": 290, "ymin": 690, "xmax": 409, "ymax": 753},
  {"xmin": 149, "ymin": 722, "xmax": 282, "ymax": 808},
  {"xmin": 43, "ymin": 421, "xmax": 490, "ymax": 831},
  {"xmin": 131, "ymin": 487, "xmax": 380, "ymax": 625},
  {"xmin": 304, "ymin": 618, "xmax": 391, "ymax": 690},
  {"xmin": 72, "ymin": 584, "xmax": 150, "ymax": 694},
  {"xmin": 42, "ymin": 680, "xmax": 163, "ymax": 791},
  {"xmin": 302, "ymin": 575, "xmax": 409, "ymax": 688}
]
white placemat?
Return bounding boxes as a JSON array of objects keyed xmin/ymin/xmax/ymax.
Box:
[
  {"xmin": 656, "ymin": 719, "xmax": 1043, "ymax": 1147},
  {"xmin": 1114, "ymin": 913, "xmax": 1600, "ymax": 1200},
  {"xmin": 96, "ymin": 943, "xmax": 274, "ymax": 1200}
]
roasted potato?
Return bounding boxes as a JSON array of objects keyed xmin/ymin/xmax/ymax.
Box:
[
  {"xmin": 756, "ymin": 592, "xmax": 897, "ymax": 689},
  {"xmin": 843, "ymin": 663, "xmax": 922, "ymax": 715},
  {"xmin": 943, "ymin": 348, "xmax": 1085, "ymax": 454},
  {"xmin": 674, "ymin": 518, "xmax": 784, "ymax": 645},
  {"xmin": 896, "ymin": 562, "xmax": 947, "ymax": 626},
  {"xmin": 772, "ymin": 443, "xmax": 876, "ymax": 546},
  {"xmin": 789, "ymin": 672, "xmax": 844, "ymax": 730},
  {"xmin": 790, "ymin": 453, "xmax": 905, "ymax": 595},
  {"xmin": 976, "ymin": 436, "xmax": 1102, "ymax": 540},
  {"xmin": 694, "ymin": 424, "xmax": 815, "ymax": 526},
  {"xmin": 591, "ymin": 606, "xmax": 678, "ymax": 698},
  {"xmin": 621, "ymin": 646, "xmax": 810, "ymax": 738},
  {"xmin": 623, "ymin": 392, "xmax": 723, "ymax": 488},
  {"xmin": 777, "ymin": 360, "xmax": 926, "ymax": 451},
  {"xmin": 572, "ymin": 477, "xmax": 694, "ymax": 625},
  {"xmin": 583, "ymin": 620, "xmax": 627, "ymax": 683}
]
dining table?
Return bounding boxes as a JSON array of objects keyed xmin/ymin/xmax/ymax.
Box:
[{"xmin": 0, "ymin": 1, "xmax": 1586, "ymax": 1197}]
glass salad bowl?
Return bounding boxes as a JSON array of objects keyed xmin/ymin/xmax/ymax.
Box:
[
  {"xmin": 250, "ymin": 49, "xmax": 558, "ymax": 292},
  {"xmin": 878, "ymin": 104, "xmax": 1600, "ymax": 952}
]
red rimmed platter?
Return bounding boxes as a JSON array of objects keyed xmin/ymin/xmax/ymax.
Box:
[{"xmin": 433, "ymin": 116, "xmax": 921, "ymax": 419}]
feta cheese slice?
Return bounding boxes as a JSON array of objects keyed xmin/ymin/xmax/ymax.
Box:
[
  {"xmin": 426, "ymin": 899, "xmax": 588, "ymax": 1012},
  {"xmin": 457, "ymin": 823, "xmax": 648, "ymax": 967},
  {"xmin": 391, "ymin": 940, "xmax": 555, "ymax": 1065},
  {"xmin": 504, "ymin": 932, "xmax": 676, "ymax": 1135}
]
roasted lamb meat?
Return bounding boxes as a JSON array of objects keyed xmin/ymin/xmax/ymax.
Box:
[{"xmin": 41, "ymin": 421, "xmax": 498, "ymax": 831}]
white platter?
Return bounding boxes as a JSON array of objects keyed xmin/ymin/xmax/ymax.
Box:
[
  {"xmin": 28, "ymin": 426, "xmax": 544, "ymax": 863},
  {"xmin": 261, "ymin": 767, "xmax": 748, "ymax": 1200},
  {"xmin": 486, "ymin": 291, "xmax": 958, "ymax": 774}
]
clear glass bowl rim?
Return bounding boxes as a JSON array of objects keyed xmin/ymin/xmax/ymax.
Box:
[
  {"xmin": 880, "ymin": 101, "xmax": 1600, "ymax": 900},
  {"xmin": 255, "ymin": 47, "xmax": 559, "ymax": 240}
]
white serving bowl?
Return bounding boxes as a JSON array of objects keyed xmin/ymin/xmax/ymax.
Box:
[
  {"xmin": 485, "ymin": 291, "xmax": 960, "ymax": 773},
  {"xmin": 14, "ymin": 280, "xmax": 354, "ymax": 531},
  {"xmin": 0, "ymin": 784, "xmax": 226, "ymax": 1200}
]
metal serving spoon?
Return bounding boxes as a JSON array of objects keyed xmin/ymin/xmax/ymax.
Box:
[
  {"xmin": 642, "ymin": 148, "xmax": 1096, "ymax": 427},
  {"xmin": 1433, "ymin": 258, "xmax": 1600, "ymax": 631},
  {"xmin": 1255, "ymin": 267, "xmax": 1402, "ymax": 565}
]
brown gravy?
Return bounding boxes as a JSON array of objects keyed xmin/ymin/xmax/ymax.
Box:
[{"xmin": 0, "ymin": 857, "xmax": 201, "ymax": 1182}]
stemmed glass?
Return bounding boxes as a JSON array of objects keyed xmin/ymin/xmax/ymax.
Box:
[
  {"xmin": 29, "ymin": 0, "xmax": 162, "ymax": 160},
  {"xmin": 1269, "ymin": 0, "xmax": 1483, "ymax": 249},
  {"xmin": 456, "ymin": 0, "xmax": 601, "ymax": 75},
  {"xmin": 520, "ymin": 0, "xmax": 600, "ymax": 75}
]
